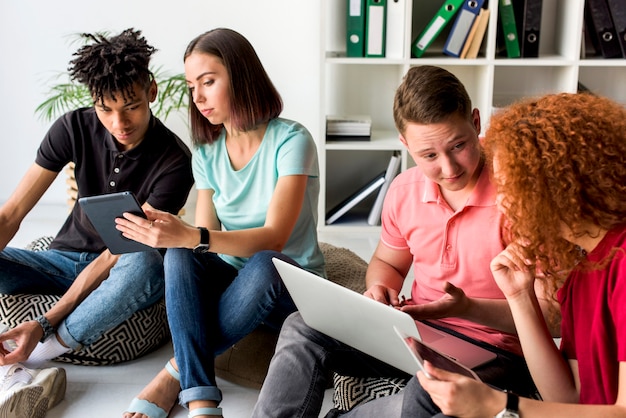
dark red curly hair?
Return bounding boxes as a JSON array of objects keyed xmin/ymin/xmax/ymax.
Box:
[{"xmin": 484, "ymin": 93, "xmax": 626, "ymax": 297}]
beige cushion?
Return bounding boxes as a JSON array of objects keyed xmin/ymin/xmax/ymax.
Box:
[
  {"xmin": 214, "ymin": 325, "xmax": 278, "ymax": 389},
  {"xmin": 214, "ymin": 242, "xmax": 368, "ymax": 388}
]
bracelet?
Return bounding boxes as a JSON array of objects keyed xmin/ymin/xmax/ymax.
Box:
[{"xmin": 35, "ymin": 315, "xmax": 56, "ymax": 343}]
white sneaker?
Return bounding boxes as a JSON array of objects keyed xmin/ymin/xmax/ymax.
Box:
[{"xmin": 0, "ymin": 364, "xmax": 66, "ymax": 418}]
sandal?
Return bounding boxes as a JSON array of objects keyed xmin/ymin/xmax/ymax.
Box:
[
  {"xmin": 188, "ymin": 407, "xmax": 223, "ymax": 417},
  {"xmin": 124, "ymin": 360, "xmax": 180, "ymax": 418}
]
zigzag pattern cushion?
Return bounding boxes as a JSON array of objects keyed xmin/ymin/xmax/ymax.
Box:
[
  {"xmin": 24, "ymin": 236, "xmax": 54, "ymax": 251},
  {"xmin": 332, "ymin": 374, "xmax": 410, "ymax": 411},
  {"xmin": 0, "ymin": 236, "xmax": 170, "ymax": 366}
]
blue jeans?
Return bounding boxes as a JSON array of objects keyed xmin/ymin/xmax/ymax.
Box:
[
  {"xmin": 253, "ymin": 313, "xmax": 537, "ymax": 418},
  {"xmin": 0, "ymin": 246, "xmax": 165, "ymax": 349},
  {"xmin": 164, "ymin": 249, "xmax": 298, "ymax": 408}
]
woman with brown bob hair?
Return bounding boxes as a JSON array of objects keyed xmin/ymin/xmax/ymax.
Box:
[
  {"xmin": 119, "ymin": 28, "xmax": 324, "ymax": 418},
  {"xmin": 185, "ymin": 28, "xmax": 283, "ymax": 146},
  {"xmin": 406, "ymin": 92, "xmax": 626, "ymax": 417}
]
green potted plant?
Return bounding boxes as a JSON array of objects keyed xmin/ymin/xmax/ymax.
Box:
[{"xmin": 35, "ymin": 66, "xmax": 189, "ymax": 123}]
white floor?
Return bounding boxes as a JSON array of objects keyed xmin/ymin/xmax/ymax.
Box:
[{"xmin": 8, "ymin": 203, "xmax": 384, "ymax": 418}]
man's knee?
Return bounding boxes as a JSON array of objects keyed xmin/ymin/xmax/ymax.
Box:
[
  {"xmin": 278, "ymin": 311, "xmax": 330, "ymax": 348},
  {"xmin": 119, "ymin": 249, "xmax": 163, "ymax": 270}
]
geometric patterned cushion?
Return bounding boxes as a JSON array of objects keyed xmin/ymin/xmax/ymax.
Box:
[
  {"xmin": 0, "ymin": 294, "xmax": 169, "ymax": 366},
  {"xmin": 0, "ymin": 236, "xmax": 171, "ymax": 366},
  {"xmin": 332, "ymin": 374, "xmax": 410, "ymax": 411},
  {"xmin": 24, "ymin": 236, "xmax": 54, "ymax": 252}
]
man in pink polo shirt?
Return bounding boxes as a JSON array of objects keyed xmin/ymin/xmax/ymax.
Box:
[{"xmin": 253, "ymin": 66, "xmax": 549, "ymax": 418}]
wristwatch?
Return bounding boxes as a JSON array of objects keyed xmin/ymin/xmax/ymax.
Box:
[
  {"xmin": 193, "ymin": 227, "xmax": 211, "ymax": 253},
  {"xmin": 495, "ymin": 391, "xmax": 520, "ymax": 418},
  {"xmin": 35, "ymin": 315, "xmax": 56, "ymax": 343}
]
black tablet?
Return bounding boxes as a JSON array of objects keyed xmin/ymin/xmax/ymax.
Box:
[
  {"xmin": 394, "ymin": 326, "xmax": 481, "ymax": 381},
  {"xmin": 78, "ymin": 191, "xmax": 153, "ymax": 254}
]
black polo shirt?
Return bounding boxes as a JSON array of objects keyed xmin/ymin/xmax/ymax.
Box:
[{"xmin": 36, "ymin": 107, "xmax": 194, "ymax": 253}]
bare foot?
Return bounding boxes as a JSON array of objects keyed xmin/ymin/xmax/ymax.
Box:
[{"xmin": 123, "ymin": 362, "xmax": 180, "ymax": 418}]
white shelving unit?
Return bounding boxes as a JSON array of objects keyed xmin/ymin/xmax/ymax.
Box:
[{"xmin": 318, "ymin": 0, "xmax": 626, "ymax": 231}]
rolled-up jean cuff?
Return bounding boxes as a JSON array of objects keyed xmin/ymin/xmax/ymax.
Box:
[
  {"xmin": 56, "ymin": 321, "xmax": 82, "ymax": 351},
  {"xmin": 179, "ymin": 386, "xmax": 223, "ymax": 408}
]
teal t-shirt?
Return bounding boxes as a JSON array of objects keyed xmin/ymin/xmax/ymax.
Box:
[{"xmin": 192, "ymin": 118, "xmax": 325, "ymax": 277}]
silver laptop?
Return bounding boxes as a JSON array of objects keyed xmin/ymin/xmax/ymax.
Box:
[{"xmin": 273, "ymin": 258, "xmax": 496, "ymax": 375}]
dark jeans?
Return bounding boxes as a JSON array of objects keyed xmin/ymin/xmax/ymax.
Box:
[{"xmin": 257, "ymin": 312, "xmax": 537, "ymax": 418}]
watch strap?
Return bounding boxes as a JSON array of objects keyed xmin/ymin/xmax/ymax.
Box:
[
  {"xmin": 193, "ymin": 227, "xmax": 211, "ymax": 253},
  {"xmin": 494, "ymin": 391, "xmax": 519, "ymax": 418},
  {"xmin": 198, "ymin": 227, "xmax": 210, "ymax": 246},
  {"xmin": 35, "ymin": 315, "xmax": 55, "ymax": 343},
  {"xmin": 505, "ymin": 390, "xmax": 519, "ymax": 412}
]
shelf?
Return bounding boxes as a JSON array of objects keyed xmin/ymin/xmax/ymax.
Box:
[
  {"xmin": 578, "ymin": 59, "xmax": 626, "ymax": 67},
  {"xmin": 326, "ymin": 130, "xmax": 402, "ymax": 150},
  {"xmin": 318, "ymin": 0, "xmax": 626, "ymax": 231},
  {"xmin": 492, "ymin": 56, "xmax": 576, "ymax": 65},
  {"xmin": 325, "ymin": 210, "xmax": 383, "ymax": 229}
]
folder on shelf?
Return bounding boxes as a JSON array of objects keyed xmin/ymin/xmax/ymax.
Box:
[
  {"xmin": 459, "ymin": 9, "xmax": 482, "ymax": 58},
  {"xmin": 458, "ymin": 10, "xmax": 482, "ymax": 58},
  {"xmin": 514, "ymin": 0, "xmax": 544, "ymax": 58},
  {"xmin": 461, "ymin": 7, "xmax": 490, "ymax": 59},
  {"xmin": 411, "ymin": 0, "xmax": 465, "ymax": 58},
  {"xmin": 443, "ymin": 0, "xmax": 486, "ymax": 57},
  {"xmin": 606, "ymin": 0, "xmax": 626, "ymax": 57},
  {"xmin": 498, "ymin": 0, "xmax": 521, "ymax": 58},
  {"xmin": 385, "ymin": 0, "xmax": 406, "ymax": 59},
  {"xmin": 367, "ymin": 152, "xmax": 401, "ymax": 226},
  {"xmin": 365, "ymin": 0, "xmax": 387, "ymax": 57},
  {"xmin": 326, "ymin": 172, "xmax": 386, "ymax": 225},
  {"xmin": 585, "ymin": 0, "xmax": 623, "ymax": 58},
  {"xmin": 347, "ymin": 0, "xmax": 367, "ymax": 57}
]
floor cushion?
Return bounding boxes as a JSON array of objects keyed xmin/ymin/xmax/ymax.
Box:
[
  {"xmin": 214, "ymin": 242, "xmax": 369, "ymax": 389},
  {"xmin": 332, "ymin": 374, "xmax": 409, "ymax": 411},
  {"xmin": 213, "ymin": 324, "xmax": 279, "ymax": 389},
  {"xmin": 214, "ymin": 241, "xmax": 410, "ymax": 408},
  {"xmin": 0, "ymin": 236, "xmax": 170, "ymax": 366}
]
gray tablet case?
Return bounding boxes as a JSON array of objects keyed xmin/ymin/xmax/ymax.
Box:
[{"xmin": 78, "ymin": 192, "xmax": 153, "ymax": 254}]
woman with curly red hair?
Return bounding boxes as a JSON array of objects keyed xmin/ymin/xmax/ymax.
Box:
[{"xmin": 407, "ymin": 92, "xmax": 626, "ymax": 417}]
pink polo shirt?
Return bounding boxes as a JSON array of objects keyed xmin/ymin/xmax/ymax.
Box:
[{"xmin": 380, "ymin": 164, "xmax": 522, "ymax": 355}]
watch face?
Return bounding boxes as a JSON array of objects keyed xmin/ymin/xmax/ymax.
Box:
[{"xmin": 193, "ymin": 244, "xmax": 210, "ymax": 254}]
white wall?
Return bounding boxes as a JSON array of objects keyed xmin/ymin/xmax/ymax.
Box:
[{"xmin": 0, "ymin": 0, "xmax": 320, "ymax": 207}]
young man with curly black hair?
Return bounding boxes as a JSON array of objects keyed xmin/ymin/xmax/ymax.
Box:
[{"xmin": 0, "ymin": 28, "xmax": 193, "ymax": 415}]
